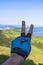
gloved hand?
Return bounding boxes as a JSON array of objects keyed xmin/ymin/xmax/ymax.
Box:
[{"xmin": 11, "ymin": 21, "xmax": 34, "ymax": 59}]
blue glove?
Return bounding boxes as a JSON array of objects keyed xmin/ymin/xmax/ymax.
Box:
[
  {"xmin": 11, "ymin": 21, "xmax": 33, "ymax": 59},
  {"xmin": 11, "ymin": 33, "xmax": 31, "ymax": 59}
]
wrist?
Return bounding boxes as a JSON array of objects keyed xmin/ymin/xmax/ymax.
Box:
[
  {"xmin": 11, "ymin": 53, "xmax": 24, "ymax": 64},
  {"xmin": 11, "ymin": 53, "xmax": 24, "ymax": 60}
]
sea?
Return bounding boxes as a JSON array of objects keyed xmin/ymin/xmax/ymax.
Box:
[{"xmin": 27, "ymin": 27, "xmax": 43, "ymax": 36}]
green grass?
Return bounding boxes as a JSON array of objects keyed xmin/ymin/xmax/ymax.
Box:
[{"xmin": 0, "ymin": 29, "xmax": 43, "ymax": 65}]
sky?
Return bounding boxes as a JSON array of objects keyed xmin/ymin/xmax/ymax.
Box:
[{"xmin": 0, "ymin": 0, "xmax": 43, "ymax": 27}]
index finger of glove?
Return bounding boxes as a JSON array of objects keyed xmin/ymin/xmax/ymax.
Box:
[{"xmin": 21, "ymin": 21, "xmax": 25, "ymax": 37}]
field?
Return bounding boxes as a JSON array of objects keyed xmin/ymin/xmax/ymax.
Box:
[{"xmin": 0, "ymin": 29, "xmax": 43, "ymax": 65}]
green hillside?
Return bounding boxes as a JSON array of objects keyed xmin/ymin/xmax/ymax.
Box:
[{"xmin": 0, "ymin": 29, "xmax": 43, "ymax": 65}]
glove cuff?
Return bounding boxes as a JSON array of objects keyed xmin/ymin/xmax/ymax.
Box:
[{"xmin": 11, "ymin": 48, "xmax": 28, "ymax": 59}]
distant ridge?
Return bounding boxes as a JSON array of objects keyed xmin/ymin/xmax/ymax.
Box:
[
  {"xmin": 0, "ymin": 24, "xmax": 17, "ymax": 30},
  {"xmin": 0, "ymin": 24, "xmax": 43, "ymax": 36},
  {"xmin": 0, "ymin": 24, "xmax": 21, "ymax": 29}
]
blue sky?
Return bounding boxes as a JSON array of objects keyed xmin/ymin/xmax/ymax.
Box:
[{"xmin": 0, "ymin": 0, "xmax": 43, "ymax": 27}]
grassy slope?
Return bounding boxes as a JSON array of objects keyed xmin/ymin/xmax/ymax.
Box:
[{"xmin": 0, "ymin": 29, "xmax": 43, "ymax": 65}]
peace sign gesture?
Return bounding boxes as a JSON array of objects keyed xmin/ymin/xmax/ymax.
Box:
[
  {"xmin": 11, "ymin": 21, "xmax": 34, "ymax": 59},
  {"xmin": 2, "ymin": 21, "xmax": 34, "ymax": 65}
]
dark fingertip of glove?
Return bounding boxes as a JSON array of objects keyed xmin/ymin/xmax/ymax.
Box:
[
  {"xmin": 26, "ymin": 33, "xmax": 32, "ymax": 38},
  {"xmin": 21, "ymin": 33, "xmax": 32, "ymax": 38},
  {"xmin": 21, "ymin": 33, "xmax": 25, "ymax": 37}
]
